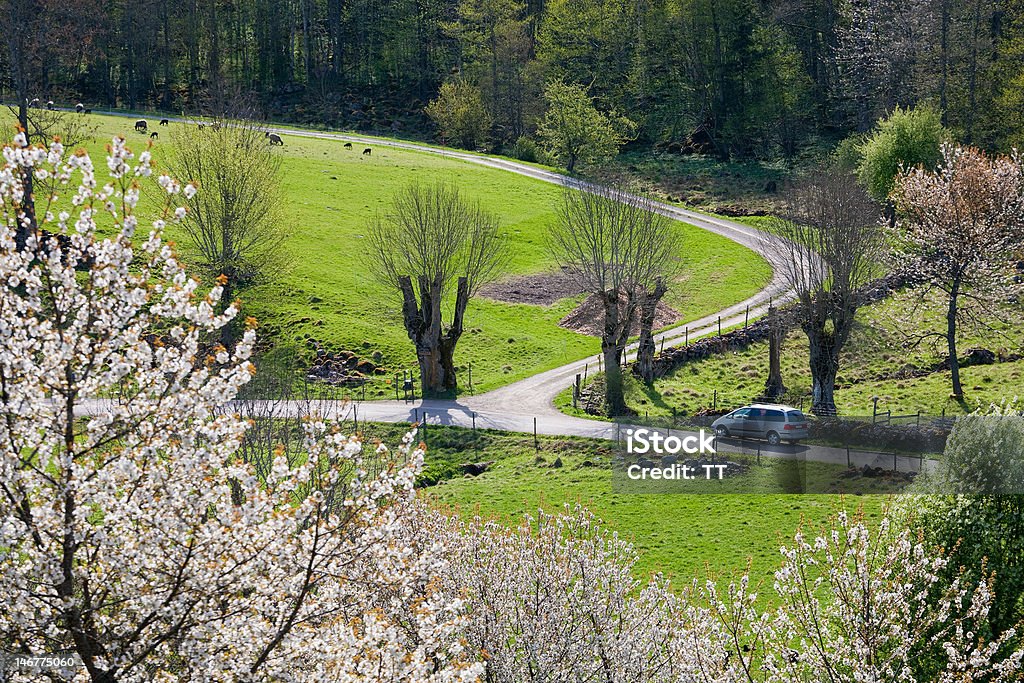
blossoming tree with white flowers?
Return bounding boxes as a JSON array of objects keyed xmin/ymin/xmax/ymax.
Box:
[
  {"xmin": 0, "ymin": 134, "xmax": 480, "ymax": 682},
  {"xmin": 706, "ymin": 510, "xmax": 1024, "ymax": 682}
]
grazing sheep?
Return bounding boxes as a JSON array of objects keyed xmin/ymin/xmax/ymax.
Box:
[
  {"xmin": 45, "ymin": 101, "xmax": 54, "ymax": 110},
  {"xmin": 362, "ymin": 148, "xmax": 371, "ymax": 155},
  {"xmin": 75, "ymin": 103, "xmax": 84, "ymax": 113},
  {"xmin": 266, "ymin": 132, "xmax": 284, "ymax": 146},
  {"xmin": 150, "ymin": 131, "xmax": 158, "ymax": 139},
  {"xmin": 159, "ymin": 118, "xmax": 169, "ymax": 126},
  {"xmin": 135, "ymin": 119, "xmax": 148, "ymax": 132},
  {"xmin": 343, "ymin": 142, "xmax": 352, "ymax": 149},
  {"xmin": 29, "ymin": 98, "xmax": 39, "ymax": 108}
]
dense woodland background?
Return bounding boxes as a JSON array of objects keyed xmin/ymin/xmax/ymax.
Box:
[{"xmin": 4, "ymin": 0, "xmax": 1024, "ymax": 159}]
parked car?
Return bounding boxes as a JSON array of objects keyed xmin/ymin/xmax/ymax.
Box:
[{"xmin": 711, "ymin": 404, "xmax": 810, "ymax": 445}]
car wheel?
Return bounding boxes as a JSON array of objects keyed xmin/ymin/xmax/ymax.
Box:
[
  {"xmin": 767, "ymin": 431, "xmax": 781, "ymax": 446},
  {"xmin": 715, "ymin": 425, "xmax": 729, "ymax": 437}
]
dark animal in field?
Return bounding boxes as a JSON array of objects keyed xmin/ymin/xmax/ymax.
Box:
[
  {"xmin": 46, "ymin": 101, "xmax": 54, "ymax": 110},
  {"xmin": 343, "ymin": 142, "xmax": 352, "ymax": 149},
  {"xmin": 83, "ymin": 109, "xmax": 92, "ymax": 115},
  {"xmin": 159, "ymin": 118, "xmax": 169, "ymax": 126},
  {"xmin": 362, "ymin": 148, "xmax": 371, "ymax": 155},
  {"xmin": 197, "ymin": 123, "xmax": 206, "ymax": 131},
  {"xmin": 75, "ymin": 103, "xmax": 84, "ymax": 113},
  {"xmin": 266, "ymin": 132, "xmax": 284, "ymax": 146},
  {"xmin": 135, "ymin": 119, "xmax": 148, "ymax": 132},
  {"xmin": 28, "ymin": 98, "xmax": 39, "ymax": 108},
  {"xmin": 150, "ymin": 132, "xmax": 158, "ymax": 139}
]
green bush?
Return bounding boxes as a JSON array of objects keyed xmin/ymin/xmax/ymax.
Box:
[
  {"xmin": 509, "ymin": 136, "xmax": 540, "ymax": 163},
  {"xmin": 857, "ymin": 104, "xmax": 949, "ymax": 202},
  {"xmin": 425, "ymin": 80, "xmax": 492, "ymax": 151}
]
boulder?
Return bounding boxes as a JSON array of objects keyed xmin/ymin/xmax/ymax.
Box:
[{"xmin": 460, "ymin": 461, "xmax": 495, "ymax": 477}]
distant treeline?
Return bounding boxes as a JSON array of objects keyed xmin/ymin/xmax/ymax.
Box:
[{"xmin": 4, "ymin": 0, "xmax": 1024, "ymax": 158}]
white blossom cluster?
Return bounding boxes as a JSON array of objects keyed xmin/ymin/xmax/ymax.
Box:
[
  {"xmin": 705, "ymin": 510, "xmax": 1024, "ymax": 682},
  {"xmin": 0, "ymin": 136, "xmax": 480, "ymax": 682},
  {"xmin": 413, "ymin": 502, "xmax": 1023, "ymax": 682}
]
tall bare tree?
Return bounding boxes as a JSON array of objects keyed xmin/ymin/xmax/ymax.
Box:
[
  {"xmin": 765, "ymin": 171, "xmax": 882, "ymax": 415},
  {"xmin": 549, "ymin": 186, "xmax": 680, "ymax": 415},
  {"xmin": 166, "ymin": 117, "xmax": 287, "ymax": 345},
  {"xmin": 892, "ymin": 144, "xmax": 1024, "ymax": 399},
  {"xmin": 368, "ymin": 182, "xmax": 507, "ymax": 395}
]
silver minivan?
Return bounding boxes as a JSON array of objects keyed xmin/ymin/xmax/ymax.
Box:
[{"xmin": 711, "ymin": 404, "xmax": 810, "ymax": 445}]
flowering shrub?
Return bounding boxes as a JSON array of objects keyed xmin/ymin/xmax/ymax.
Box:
[
  {"xmin": 428, "ymin": 504, "xmax": 723, "ymax": 683},
  {"xmin": 707, "ymin": 511, "xmax": 1024, "ymax": 682},
  {"xmin": 0, "ymin": 135, "xmax": 479, "ymax": 682},
  {"xmin": 425, "ymin": 503, "xmax": 1023, "ymax": 683}
]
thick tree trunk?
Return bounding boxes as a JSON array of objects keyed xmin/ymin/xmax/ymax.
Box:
[
  {"xmin": 806, "ymin": 326, "xmax": 839, "ymax": 416},
  {"xmin": 635, "ymin": 279, "xmax": 667, "ymax": 383},
  {"xmin": 763, "ymin": 305, "xmax": 785, "ymax": 400},
  {"xmin": 603, "ymin": 344, "xmax": 626, "ymax": 416},
  {"xmin": 601, "ymin": 289, "xmax": 627, "ymax": 416},
  {"xmin": 947, "ymin": 279, "xmax": 962, "ymax": 398},
  {"xmin": 438, "ymin": 277, "xmax": 470, "ymax": 393},
  {"xmin": 398, "ymin": 275, "xmax": 469, "ymax": 395}
]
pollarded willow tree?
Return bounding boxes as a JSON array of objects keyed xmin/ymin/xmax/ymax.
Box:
[
  {"xmin": 549, "ymin": 186, "xmax": 680, "ymax": 415},
  {"xmin": 368, "ymin": 182, "xmax": 507, "ymax": 395},
  {"xmin": 0, "ymin": 135, "xmax": 479, "ymax": 682},
  {"xmin": 764, "ymin": 171, "xmax": 882, "ymax": 416},
  {"xmin": 892, "ymin": 143, "xmax": 1024, "ymax": 399}
]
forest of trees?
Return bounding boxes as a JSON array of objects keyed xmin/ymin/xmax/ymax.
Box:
[{"xmin": 5, "ymin": 0, "xmax": 1024, "ymax": 159}]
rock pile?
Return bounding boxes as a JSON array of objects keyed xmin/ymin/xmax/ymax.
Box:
[{"xmin": 305, "ymin": 340, "xmax": 385, "ymax": 386}]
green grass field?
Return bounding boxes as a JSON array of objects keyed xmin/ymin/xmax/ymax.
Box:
[
  {"xmin": 351, "ymin": 421, "xmax": 888, "ymax": 586},
  {"xmin": 557, "ymin": 287, "xmax": 1024, "ymax": 419},
  {"xmin": 53, "ymin": 113, "xmax": 770, "ymax": 396}
]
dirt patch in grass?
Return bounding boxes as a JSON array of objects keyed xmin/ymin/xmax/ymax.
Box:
[
  {"xmin": 559, "ymin": 292, "xmax": 681, "ymax": 337},
  {"xmin": 479, "ymin": 268, "xmax": 586, "ymax": 305}
]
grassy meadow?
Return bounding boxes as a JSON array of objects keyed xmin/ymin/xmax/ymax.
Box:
[
  {"xmin": 49, "ymin": 113, "xmax": 771, "ymax": 395},
  {"xmin": 353, "ymin": 421, "xmax": 889, "ymax": 588}
]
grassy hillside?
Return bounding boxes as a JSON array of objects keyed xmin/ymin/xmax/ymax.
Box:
[{"xmin": 56, "ymin": 114, "xmax": 771, "ymax": 395}]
